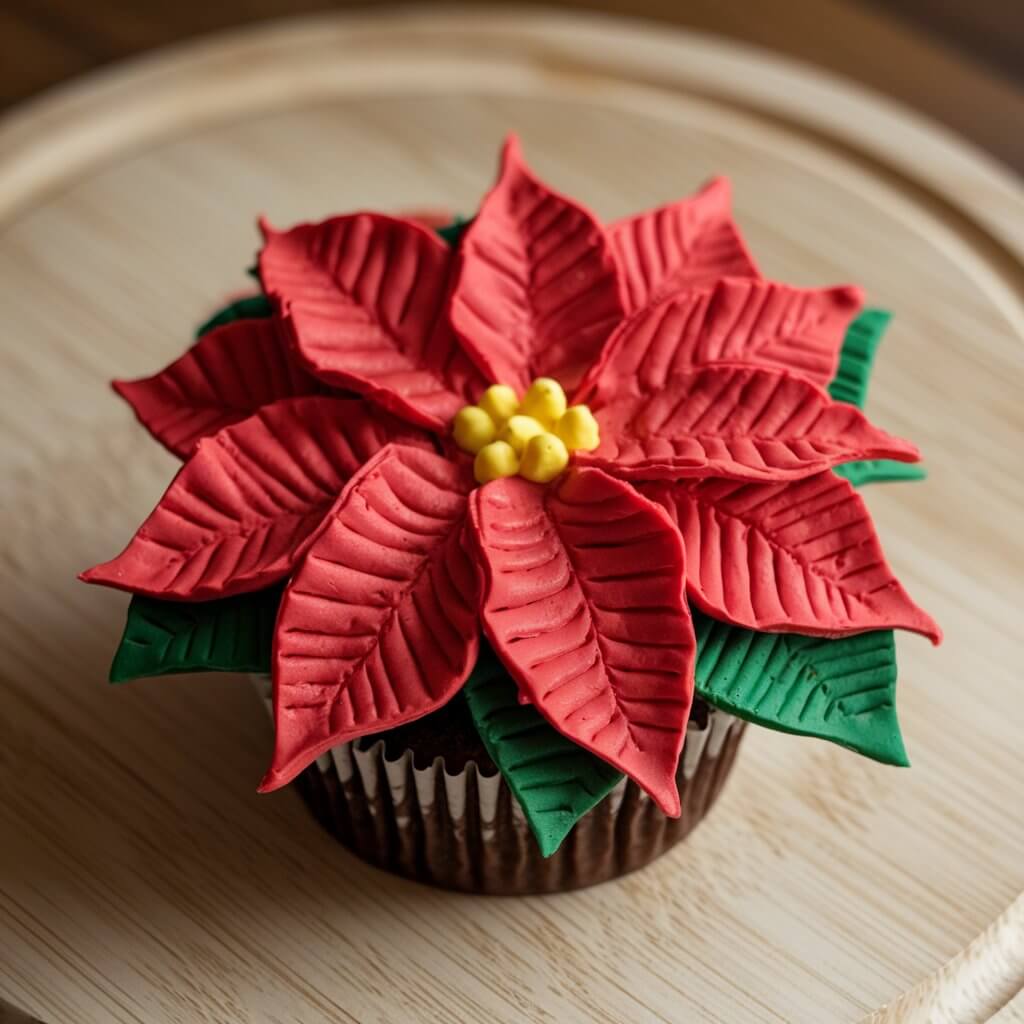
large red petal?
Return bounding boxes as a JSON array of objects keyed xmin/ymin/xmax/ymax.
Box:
[
  {"xmin": 449, "ymin": 135, "xmax": 625, "ymax": 393},
  {"xmin": 580, "ymin": 363, "xmax": 920, "ymax": 482},
  {"xmin": 259, "ymin": 213, "xmax": 485, "ymax": 430},
  {"xmin": 80, "ymin": 398, "xmax": 430, "ymax": 600},
  {"xmin": 470, "ymin": 468, "xmax": 695, "ymax": 815},
  {"xmin": 578, "ymin": 278, "xmax": 863, "ymax": 403},
  {"xmin": 112, "ymin": 318, "xmax": 320, "ymax": 458},
  {"xmin": 260, "ymin": 445, "xmax": 479, "ymax": 791},
  {"xmin": 608, "ymin": 177, "xmax": 759, "ymax": 313},
  {"xmin": 640, "ymin": 474, "xmax": 941, "ymax": 643}
]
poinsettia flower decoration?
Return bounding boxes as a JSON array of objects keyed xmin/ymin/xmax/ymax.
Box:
[{"xmin": 81, "ymin": 135, "xmax": 939, "ymax": 815}]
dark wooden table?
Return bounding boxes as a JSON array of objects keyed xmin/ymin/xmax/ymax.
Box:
[{"xmin": 2, "ymin": 0, "xmax": 1024, "ymax": 172}]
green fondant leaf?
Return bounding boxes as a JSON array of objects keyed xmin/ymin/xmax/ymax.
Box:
[
  {"xmin": 436, "ymin": 216, "xmax": 471, "ymax": 248},
  {"xmin": 463, "ymin": 642, "xmax": 623, "ymax": 857},
  {"xmin": 109, "ymin": 589, "xmax": 282, "ymax": 683},
  {"xmin": 195, "ymin": 294, "xmax": 272, "ymax": 338},
  {"xmin": 693, "ymin": 614, "xmax": 908, "ymax": 766},
  {"xmin": 829, "ymin": 308, "xmax": 890, "ymax": 408},
  {"xmin": 829, "ymin": 308, "xmax": 925, "ymax": 487},
  {"xmin": 834, "ymin": 459, "xmax": 927, "ymax": 487}
]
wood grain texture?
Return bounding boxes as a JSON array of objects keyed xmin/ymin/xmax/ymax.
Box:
[
  {"xmin": 863, "ymin": 891, "xmax": 1024, "ymax": 1023},
  {"xmin": 0, "ymin": 9, "xmax": 1021, "ymax": 1023}
]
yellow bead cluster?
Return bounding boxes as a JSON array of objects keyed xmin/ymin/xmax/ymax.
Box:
[{"xmin": 453, "ymin": 378, "xmax": 600, "ymax": 485}]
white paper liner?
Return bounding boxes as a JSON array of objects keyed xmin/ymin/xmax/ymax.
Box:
[{"xmin": 252, "ymin": 674, "xmax": 739, "ymax": 838}]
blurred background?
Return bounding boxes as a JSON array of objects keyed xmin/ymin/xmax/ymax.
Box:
[{"xmin": 2, "ymin": 0, "xmax": 1023, "ymax": 172}]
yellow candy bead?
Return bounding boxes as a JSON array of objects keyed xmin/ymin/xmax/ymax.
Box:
[
  {"xmin": 453, "ymin": 405, "xmax": 496, "ymax": 454},
  {"xmin": 478, "ymin": 384, "xmax": 519, "ymax": 427},
  {"xmin": 500, "ymin": 414, "xmax": 546, "ymax": 456},
  {"xmin": 555, "ymin": 405, "xmax": 600, "ymax": 452},
  {"xmin": 519, "ymin": 432, "xmax": 569, "ymax": 484},
  {"xmin": 520, "ymin": 377, "xmax": 567, "ymax": 428},
  {"xmin": 474, "ymin": 441, "xmax": 520, "ymax": 484}
]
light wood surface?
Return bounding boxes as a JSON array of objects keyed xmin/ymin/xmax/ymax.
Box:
[
  {"xmin": 5, "ymin": 0, "xmax": 1024, "ymax": 175},
  {"xmin": 1, "ymin": 9, "xmax": 1022, "ymax": 1023}
]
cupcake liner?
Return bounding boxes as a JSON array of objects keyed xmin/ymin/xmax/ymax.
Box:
[{"xmin": 253, "ymin": 676, "xmax": 745, "ymax": 894}]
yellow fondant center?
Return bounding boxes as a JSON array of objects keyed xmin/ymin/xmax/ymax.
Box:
[{"xmin": 453, "ymin": 378, "xmax": 599, "ymax": 485}]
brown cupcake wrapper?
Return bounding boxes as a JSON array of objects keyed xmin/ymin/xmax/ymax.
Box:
[{"xmin": 253, "ymin": 676, "xmax": 745, "ymax": 894}]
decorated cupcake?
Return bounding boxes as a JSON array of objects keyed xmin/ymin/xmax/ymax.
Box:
[{"xmin": 81, "ymin": 135, "xmax": 939, "ymax": 894}]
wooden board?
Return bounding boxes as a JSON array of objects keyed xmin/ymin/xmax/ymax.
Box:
[{"xmin": 1, "ymin": 9, "xmax": 1022, "ymax": 1023}]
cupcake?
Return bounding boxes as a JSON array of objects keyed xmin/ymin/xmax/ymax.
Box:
[{"xmin": 81, "ymin": 135, "xmax": 940, "ymax": 894}]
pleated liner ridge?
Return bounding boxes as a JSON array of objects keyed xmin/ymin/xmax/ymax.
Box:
[{"xmin": 253, "ymin": 677, "xmax": 746, "ymax": 895}]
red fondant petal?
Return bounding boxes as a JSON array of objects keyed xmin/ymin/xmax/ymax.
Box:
[
  {"xmin": 260, "ymin": 445, "xmax": 479, "ymax": 791},
  {"xmin": 260, "ymin": 213, "xmax": 486, "ymax": 431},
  {"xmin": 112, "ymin": 318, "xmax": 321, "ymax": 458},
  {"xmin": 640, "ymin": 474, "xmax": 941, "ymax": 643},
  {"xmin": 578, "ymin": 278, "xmax": 863, "ymax": 403},
  {"xmin": 80, "ymin": 398, "xmax": 430, "ymax": 600},
  {"xmin": 470, "ymin": 468, "xmax": 695, "ymax": 816},
  {"xmin": 608, "ymin": 177, "xmax": 759, "ymax": 313},
  {"xmin": 580, "ymin": 363, "xmax": 920, "ymax": 482},
  {"xmin": 449, "ymin": 135, "xmax": 626, "ymax": 393}
]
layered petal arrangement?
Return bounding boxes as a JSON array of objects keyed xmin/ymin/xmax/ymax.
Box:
[{"xmin": 84, "ymin": 135, "xmax": 940, "ymax": 855}]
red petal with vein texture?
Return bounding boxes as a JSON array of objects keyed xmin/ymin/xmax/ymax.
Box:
[
  {"xmin": 580, "ymin": 363, "xmax": 920, "ymax": 482},
  {"xmin": 640, "ymin": 474, "xmax": 941, "ymax": 643},
  {"xmin": 608, "ymin": 177, "xmax": 759, "ymax": 313},
  {"xmin": 113, "ymin": 318, "xmax": 321, "ymax": 458},
  {"xmin": 449, "ymin": 135, "xmax": 626, "ymax": 393},
  {"xmin": 80, "ymin": 398, "xmax": 430, "ymax": 600},
  {"xmin": 470, "ymin": 468, "xmax": 695, "ymax": 815},
  {"xmin": 259, "ymin": 213, "xmax": 485, "ymax": 431},
  {"xmin": 577, "ymin": 278, "xmax": 863, "ymax": 403},
  {"xmin": 261, "ymin": 445, "xmax": 479, "ymax": 791}
]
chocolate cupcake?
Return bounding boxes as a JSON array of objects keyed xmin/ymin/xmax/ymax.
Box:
[
  {"xmin": 83, "ymin": 135, "xmax": 940, "ymax": 893},
  {"xmin": 252, "ymin": 673, "xmax": 744, "ymax": 893}
]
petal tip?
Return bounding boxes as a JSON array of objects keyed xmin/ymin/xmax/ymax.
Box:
[
  {"xmin": 700, "ymin": 175, "xmax": 733, "ymax": 206},
  {"xmin": 897, "ymin": 439, "xmax": 923, "ymax": 463},
  {"xmin": 257, "ymin": 214, "xmax": 276, "ymax": 241},
  {"xmin": 79, "ymin": 564, "xmax": 108, "ymax": 586},
  {"xmin": 655, "ymin": 782, "xmax": 682, "ymax": 819},
  {"xmin": 258, "ymin": 733, "xmax": 309, "ymax": 794},
  {"xmin": 830, "ymin": 284, "xmax": 866, "ymax": 311},
  {"xmin": 256, "ymin": 771, "xmax": 285, "ymax": 794},
  {"xmin": 501, "ymin": 131, "xmax": 523, "ymax": 163},
  {"xmin": 870, "ymin": 430, "xmax": 921, "ymax": 465}
]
